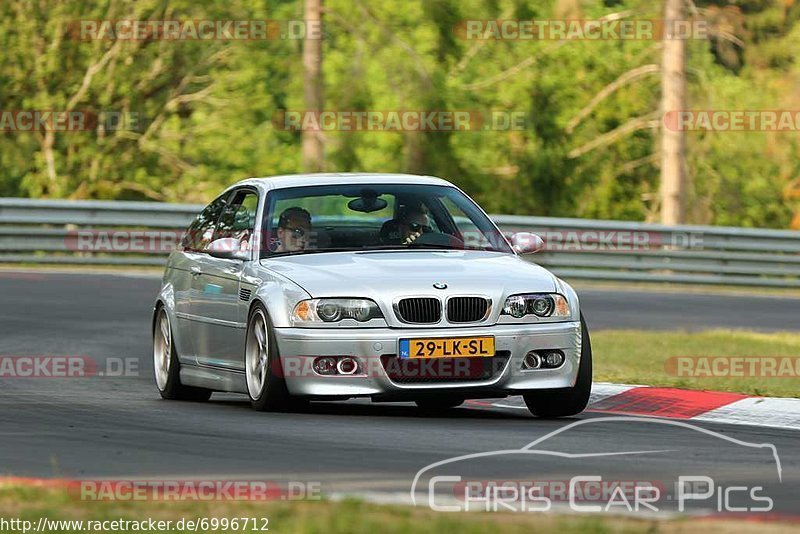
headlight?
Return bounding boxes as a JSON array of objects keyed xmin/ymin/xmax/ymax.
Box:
[
  {"xmin": 291, "ymin": 298, "xmax": 383, "ymax": 325},
  {"xmin": 501, "ymin": 293, "xmax": 570, "ymax": 319}
]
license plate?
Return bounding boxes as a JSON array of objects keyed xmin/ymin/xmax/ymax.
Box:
[{"xmin": 399, "ymin": 336, "xmax": 495, "ymax": 359}]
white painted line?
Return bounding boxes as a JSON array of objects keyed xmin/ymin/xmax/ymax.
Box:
[
  {"xmin": 694, "ymin": 397, "xmax": 800, "ymax": 431},
  {"xmin": 482, "ymin": 383, "xmax": 800, "ymax": 432}
]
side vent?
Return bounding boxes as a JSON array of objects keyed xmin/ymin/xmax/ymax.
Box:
[{"xmin": 239, "ymin": 288, "xmax": 252, "ymax": 302}]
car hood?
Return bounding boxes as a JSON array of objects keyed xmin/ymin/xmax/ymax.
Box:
[{"xmin": 260, "ymin": 250, "xmax": 556, "ymax": 299}]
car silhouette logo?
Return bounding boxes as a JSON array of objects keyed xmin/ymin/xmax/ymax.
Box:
[{"xmin": 433, "ymin": 282, "xmax": 447, "ymax": 289}]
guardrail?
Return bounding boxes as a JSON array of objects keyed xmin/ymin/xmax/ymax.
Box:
[{"xmin": 1, "ymin": 198, "xmax": 799, "ymax": 287}]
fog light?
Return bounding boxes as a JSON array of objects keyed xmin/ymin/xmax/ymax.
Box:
[
  {"xmin": 336, "ymin": 357, "xmax": 359, "ymax": 375},
  {"xmin": 313, "ymin": 357, "xmax": 337, "ymax": 375},
  {"xmin": 544, "ymin": 351, "xmax": 564, "ymax": 368},
  {"xmin": 523, "ymin": 351, "xmax": 541, "ymax": 370}
]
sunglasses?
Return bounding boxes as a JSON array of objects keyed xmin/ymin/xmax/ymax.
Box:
[
  {"xmin": 284, "ymin": 226, "xmax": 309, "ymax": 238},
  {"xmin": 408, "ymin": 223, "xmax": 432, "ymax": 233}
]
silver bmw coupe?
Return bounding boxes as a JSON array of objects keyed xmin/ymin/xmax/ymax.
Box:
[{"xmin": 153, "ymin": 173, "xmax": 591, "ymax": 417}]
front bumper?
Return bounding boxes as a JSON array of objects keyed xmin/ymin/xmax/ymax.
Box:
[{"xmin": 274, "ymin": 321, "xmax": 582, "ymax": 400}]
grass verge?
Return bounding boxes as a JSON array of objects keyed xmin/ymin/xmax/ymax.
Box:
[
  {"xmin": 0, "ymin": 484, "xmax": 794, "ymax": 534},
  {"xmin": 593, "ymin": 329, "xmax": 800, "ymax": 397}
]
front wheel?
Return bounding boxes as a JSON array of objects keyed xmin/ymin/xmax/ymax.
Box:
[
  {"xmin": 522, "ymin": 314, "xmax": 592, "ymax": 418},
  {"xmin": 153, "ymin": 306, "xmax": 212, "ymax": 401},
  {"xmin": 245, "ymin": 304, "xmax": 299, "ymax": 412}
]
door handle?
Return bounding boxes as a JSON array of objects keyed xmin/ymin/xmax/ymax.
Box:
[{"xmin": 190, "ymin": 266, "xmax": 203, "ymax": 277}]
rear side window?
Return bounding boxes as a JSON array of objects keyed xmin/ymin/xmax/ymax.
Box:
[
  {"xmin": 215, "ymin": 189, "xmax": 259, "ymax": 243},
  {"xmin": 181, "ymin": 195, "xmax": 228, "ymax": 252}
]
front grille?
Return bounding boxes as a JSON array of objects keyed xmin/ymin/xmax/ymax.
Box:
[
  {"xmin": 380, "ymin": 351, "xmax": 511, "ymax": 384},
  {"xmin": 396, "ymin": 297, "xmax": 441, "ymax": 324},
  {"xmin": 447, "ymin": 296, "xmax": 490, "ymax": 323}
]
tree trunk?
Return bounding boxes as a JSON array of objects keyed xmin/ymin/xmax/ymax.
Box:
[
  {"xmin": 41, "ymin": 130, "xmax": 59, "ymax": 196},
  {"xmin": 302, "ymin": 0, "xmax": 324, "ymax": 172},
  {"xmin": 659, "ymin": 0, "xmax": 687, "ymax": 225}
]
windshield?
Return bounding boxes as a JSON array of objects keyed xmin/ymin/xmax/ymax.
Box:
[{"xmin": 259, "ymin": 183, "xmax": 513, "ymax": 258}]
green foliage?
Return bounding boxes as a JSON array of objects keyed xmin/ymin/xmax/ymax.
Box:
[{"xmin": 0, "ymin": 0, "xmax": 797, "ymax": 227}]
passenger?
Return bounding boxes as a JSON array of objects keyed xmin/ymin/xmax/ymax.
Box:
[{"xmin": 275, "ymin": 207, "xmax": 312, "ymax": 253}]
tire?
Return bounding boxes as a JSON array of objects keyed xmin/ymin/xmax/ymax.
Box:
[
  {"xmin": 153, "ymin": 306, "xmax": 212, "ymax": 402},
  {"xmin": 523, "ymin": 314, "xmax": 592, "ymax": 418},
  {"xmin": 245, "ymin": 303, "xmax": 301, "ymax": 412},
  {"xmin": 415, "ymin": 397, "xmax": 465, "ymax": 412}
]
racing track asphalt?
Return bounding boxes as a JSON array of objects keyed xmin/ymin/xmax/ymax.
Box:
[{"xmin": 0, "ymin": 270, "xmax": 798, "ymax": 516}]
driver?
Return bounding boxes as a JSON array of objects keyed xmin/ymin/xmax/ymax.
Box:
[
  {"xmin": 398, "ymin": 203, "xmax": 432, "ymax": 245},
  {"xmin": 379, "ymin": 202, "xmax": 433, "ymax": 246},
  {"xmin": 275, "ymin": 207, "xmax": 312, "ymax": 253}
]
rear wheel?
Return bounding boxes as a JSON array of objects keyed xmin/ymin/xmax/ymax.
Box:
[
  {"xmin": 245, "ymin": 304, "xmax": 302, "ymax": 412},
  {"xmin": 415, "ymin": 397, "xmax": 465, "ymax": 412},
  {"xmin": 153, "ymin": 306, "xmax": 212, "ymax": 401},
  {"xmin": 523, "ymin": 314, "xmax": 592, "ymax": 418}
]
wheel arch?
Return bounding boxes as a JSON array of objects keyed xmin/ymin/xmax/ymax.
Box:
[
  {"xmin": 152, "ymin": 299, "xmax": 165, "ymax": 334},
  {"xmin": 152, "ymin": 281, "xmax": 192, "ymax": 361},
  {"xmin": 248, "ymin": 298, "xmax": 270, "ymax": 321},
  {"xmin": 248, "ymin": 273, "xmax": 310, "ymax": 327}
]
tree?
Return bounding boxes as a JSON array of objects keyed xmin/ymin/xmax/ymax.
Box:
[
  {"xmin": 302, "ymin": 0, "xmax": 324, "ymax": 172},
  {"xmin": 659, "ymin": 0, "xmax": 688, "ymax": 225}
]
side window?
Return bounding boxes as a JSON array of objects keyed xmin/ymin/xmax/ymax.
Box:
[
  {"xmin": 181, "ymin": 194, "xmax": 228, "ymax": 253},
  {"xmin": 215, "ymin": 190, "xmax": 259, "ymax": 244}
]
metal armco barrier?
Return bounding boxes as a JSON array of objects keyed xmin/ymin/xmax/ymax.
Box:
[{"xmin": 1, "ymin": 198, "xmax": 799, "ymax": 287}]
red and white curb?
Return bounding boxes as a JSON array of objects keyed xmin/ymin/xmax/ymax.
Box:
[{"xmin": 476, "ymin": 382, "xmax": 800, "ymax": 431}]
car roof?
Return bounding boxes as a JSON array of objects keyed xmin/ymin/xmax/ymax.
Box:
[{"xmin": 231, "ymin": 173, "xmax": 453, "ymax": 191}]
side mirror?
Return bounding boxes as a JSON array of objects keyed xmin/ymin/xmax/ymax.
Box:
[
  {"xmin": 207, "ymin": 237, "xmax": 250, "ymax": 261},
  {"xmin": 510, "ymin": 232, "xmax": 544, "ymax": 254}
]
